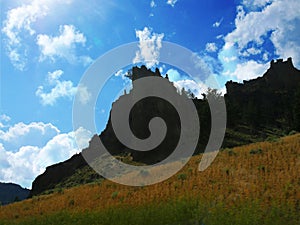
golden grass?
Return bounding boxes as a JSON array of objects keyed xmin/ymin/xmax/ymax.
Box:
[{"xmin": 0, "ymin": 134, "xmax": 299, "ymax": 221}]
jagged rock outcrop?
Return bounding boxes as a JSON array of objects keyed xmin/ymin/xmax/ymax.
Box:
[
  {"xmin": 225, "ymin": 57, "xmax": 300, "ymax": 130},
  {"xmin": 30, "ymin": 58, "xmax": 300, "ymax": 196}
]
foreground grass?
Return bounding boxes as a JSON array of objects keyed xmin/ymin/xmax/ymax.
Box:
[
  {"xmin": 1, "ymin": 198, "xmax": 298, "ymax": 225},
  {"xmin": 0, "ymin": 134, "xmax": 299, "ymax": 224}
]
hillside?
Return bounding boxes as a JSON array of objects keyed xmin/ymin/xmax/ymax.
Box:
[
  {"xmin": 30, "ymin": 58, "xmax": 300, "ymax": 196},
  {"xmin": 0, "ymin": 183, "xmax": 29, "ymax": 205},
  {"xmin": 29, "ymin": 58, "xmax": 300, "ymax": 196},
  {"xmin": 0, "ymin": 134, "xmax": 299, "ymax": 224}
]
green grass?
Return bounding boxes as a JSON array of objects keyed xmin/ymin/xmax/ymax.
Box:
[{"xmin": 1, "ymin": 198, "xmax": 298, "ymax": 225}]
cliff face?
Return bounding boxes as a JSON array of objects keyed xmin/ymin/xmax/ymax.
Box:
[
  {"xmin": 30, "ymin": 58, "xmax": 300, "ymax": 196},
  {"xmin": 225, "ymin": 58, "xmax": 300, "ymax": 130},
  {"xmin": 226, "ymin": 57, "xmax": 300, "ymax": 95},
  {"xmin": 29, "ymin": 154, "xmax": 87, "ymax": 197},
  {"xmin": 0, "ymin": 183, "xmax": 29, "ymax": 205}
]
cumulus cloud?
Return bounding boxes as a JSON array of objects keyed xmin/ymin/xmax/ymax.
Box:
[
  {"xmin": 226, "ymin": 60, "xmax": 269, "ymax": 81},
  {"xmin": 224, "ymin": 0, "xmax": 300, "ymax": 66},
  {"xmin": 1, "ymin": 0, "xmax": 72, "ymax": 70},
  {"xmin": 0, "ymin": 122, "xmax": 59, "ymax": 151},
  {"xmin": 133, "ymin": 27, "xmax": 164, "ymax": 68},
  {"xmin": 206, "ymin": 42, "xmax": 218, "ymax": 52},
  {"xmin": 217, "ymin": 0, "xmax": 300, "ymax": 83},
  {"xmin": 36, "ymin": 70, "xmax": 77, "ymax": 106},
  {"xmin": 36, "ymin": 25, "xmax": 93, "ymax": 65},
  {"xmin": 166, "ymin": 0, "xmax": 178, "ymax": 7},
  {"xmin": 0, "ymin": 120, "xmax": 92, "ymax": 188}
]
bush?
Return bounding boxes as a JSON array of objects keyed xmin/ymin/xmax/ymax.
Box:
[
  {"xmin": 250, "ymin": 148, "xmax": 263, "ymax": 155},
  {"xmin": 288, "ymin": 130, "xmax": 297, "ymax": 135},
  {"xmin": 177, "ymin": 173, "xmax": 187, "ymax": 181},
  {"xmin": 68, "ymin": 199, "xmax": 75, "ymax": 206},
  {"xmin": 111, "ymin": 191, "xmax": 118, "ymax": 199}
]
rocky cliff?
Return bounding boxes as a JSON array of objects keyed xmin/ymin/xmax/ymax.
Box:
[{"xmin": 29, "ymin": 58, "xmax": 300, "ymax": 196}]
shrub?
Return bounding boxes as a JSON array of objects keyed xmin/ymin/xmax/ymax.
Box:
[
  {"xmin": 177, "ymin": 173, "xmax": 187, "ymax": 181},
  {"xmin": 250, "ymin": 148, "xmax": 263, "ymax": 154},
  {"xmin": 289, "ymin": 130, "xmax": 297, "ymax": 135},
  {"xmin": 68, "ymin": 199, "xmax": 75, "ymax": 206},
  {"xmin": 111, "ymin": 191, "xmax": 118, "ymax": 199}
]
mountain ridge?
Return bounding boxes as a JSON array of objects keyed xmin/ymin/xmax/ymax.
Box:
[
  {"xmin": 29, "ymin": 57, "xmax": 300, "ymax": 197},
  {"xmin": 0, "ymin": 182, "xmax": 29, "ymax": 205}
]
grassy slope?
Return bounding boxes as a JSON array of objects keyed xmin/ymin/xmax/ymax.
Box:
[{"xmin": 0, "ymin": 134, "xmax": 299, "ymax": 225}]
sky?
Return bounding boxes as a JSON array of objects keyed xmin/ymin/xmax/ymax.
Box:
[{"xmin": 0, "ymin": 0, "xmax": 300, "ymax": 188}]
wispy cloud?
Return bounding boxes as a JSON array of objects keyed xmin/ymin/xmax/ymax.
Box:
[
  {"xmin": 166, "ymin": 0, "xmax": 178, "ymax": 7},
  {"xmin": 213, "ymin": 18, "xmax": 223, "ymax": 28},
  {"xmin": 133, "ymin": 27, "xmax": 164, "ymax": 68},
  {"xmin": 0, "ymin": 114, "xmax": 11, "ymax": 123},
  {"xmin": 36, "ymin": 70, "xmax": 91, "ymax": 106},
  {"xmin": 150, "ymin": 0, "xmax": 157, "ymax": 8}
]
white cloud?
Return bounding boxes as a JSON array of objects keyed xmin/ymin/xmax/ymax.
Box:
[
  {"xmin": 47, "ymin": 69, "xmax": 63, "ymax": 85},
  {"xmin": 36, "ymin": 80, "xmax": 77, "ymax": 106},
  {"xmin": 166, "ymin": 0, "xmax": 178, "ymax": 7},
  {"xmin": 222, "ymin": 56, "xmax": 237, "ymax": 63},
  {"xmin": 1, "ymin": 0, "xmax": 72, "ymax": 70},
  {"xmin": 227, "ymin": 60, "xmax": 269, "ymax": 81},
  {"xmin": 174, "ymin": 79, "xmax": 208, "ymax": 98},
  {"xmin": 150, "ymin": 0, "xmax": 157, "ymax": 8},
  {"xmin": 36, "ymin": 70, "xmax": 91, "ymax": 106},
  {"xmin": 242, "ymin": 0, "xmax": 274, "ymax": 10},
  {"xmin": 191, "ymin": 53, "xmax": 215, "ymax": 82},
  {"xmin": 206, "ymin": 42, "xmax": 218, "ymax": 52},
  {"xmin": 262, "ymin": 52, "xmax": 269, "ymax": 61},
  {"xmin": 224, "ymin": 0, "xmax": 300, "ymax": 66},
  {"xmin": 0, "ymin": 114, "xmax": 11, "ymax": 122},
  {"xmin": 36, "ymin": 25, "xmax": 93, "ymax": 65},
  {"xmin": 0, "ymin": 122, "xmax": 59, "ymax": 151},
  {"xmin": 241, "ymin": 47, "xmax": 262, "ymax": 56},
  {"xmin": 0, "ymin": 120, "xmax": 92, "ymax": 188},
  {"xmin": 166, "ymin": 68, "xmax": 182, "ymax": 82},
  {"xmin": 76, "ymin": 85, "xmax": 91, "ymax": 105},
  {"xmin": 115, "ymin": 69, "xmax": 127, "ymax": 80},
  {"xmin": 213, "ymin": 18, "xmax": 223, "ymax": 28},
  {"xmin": 133, "ymin": 27, "xmax": 164, "ymax": 68}
]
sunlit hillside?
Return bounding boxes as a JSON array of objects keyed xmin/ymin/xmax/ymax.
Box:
[{"xmin": 0, "ymin": 134, "xmax": 299, "ymax": 225}]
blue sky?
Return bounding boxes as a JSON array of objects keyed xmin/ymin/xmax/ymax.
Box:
[{"xmin": 0, "ymin": 0, "xmax": 300, "ymax": 188}]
